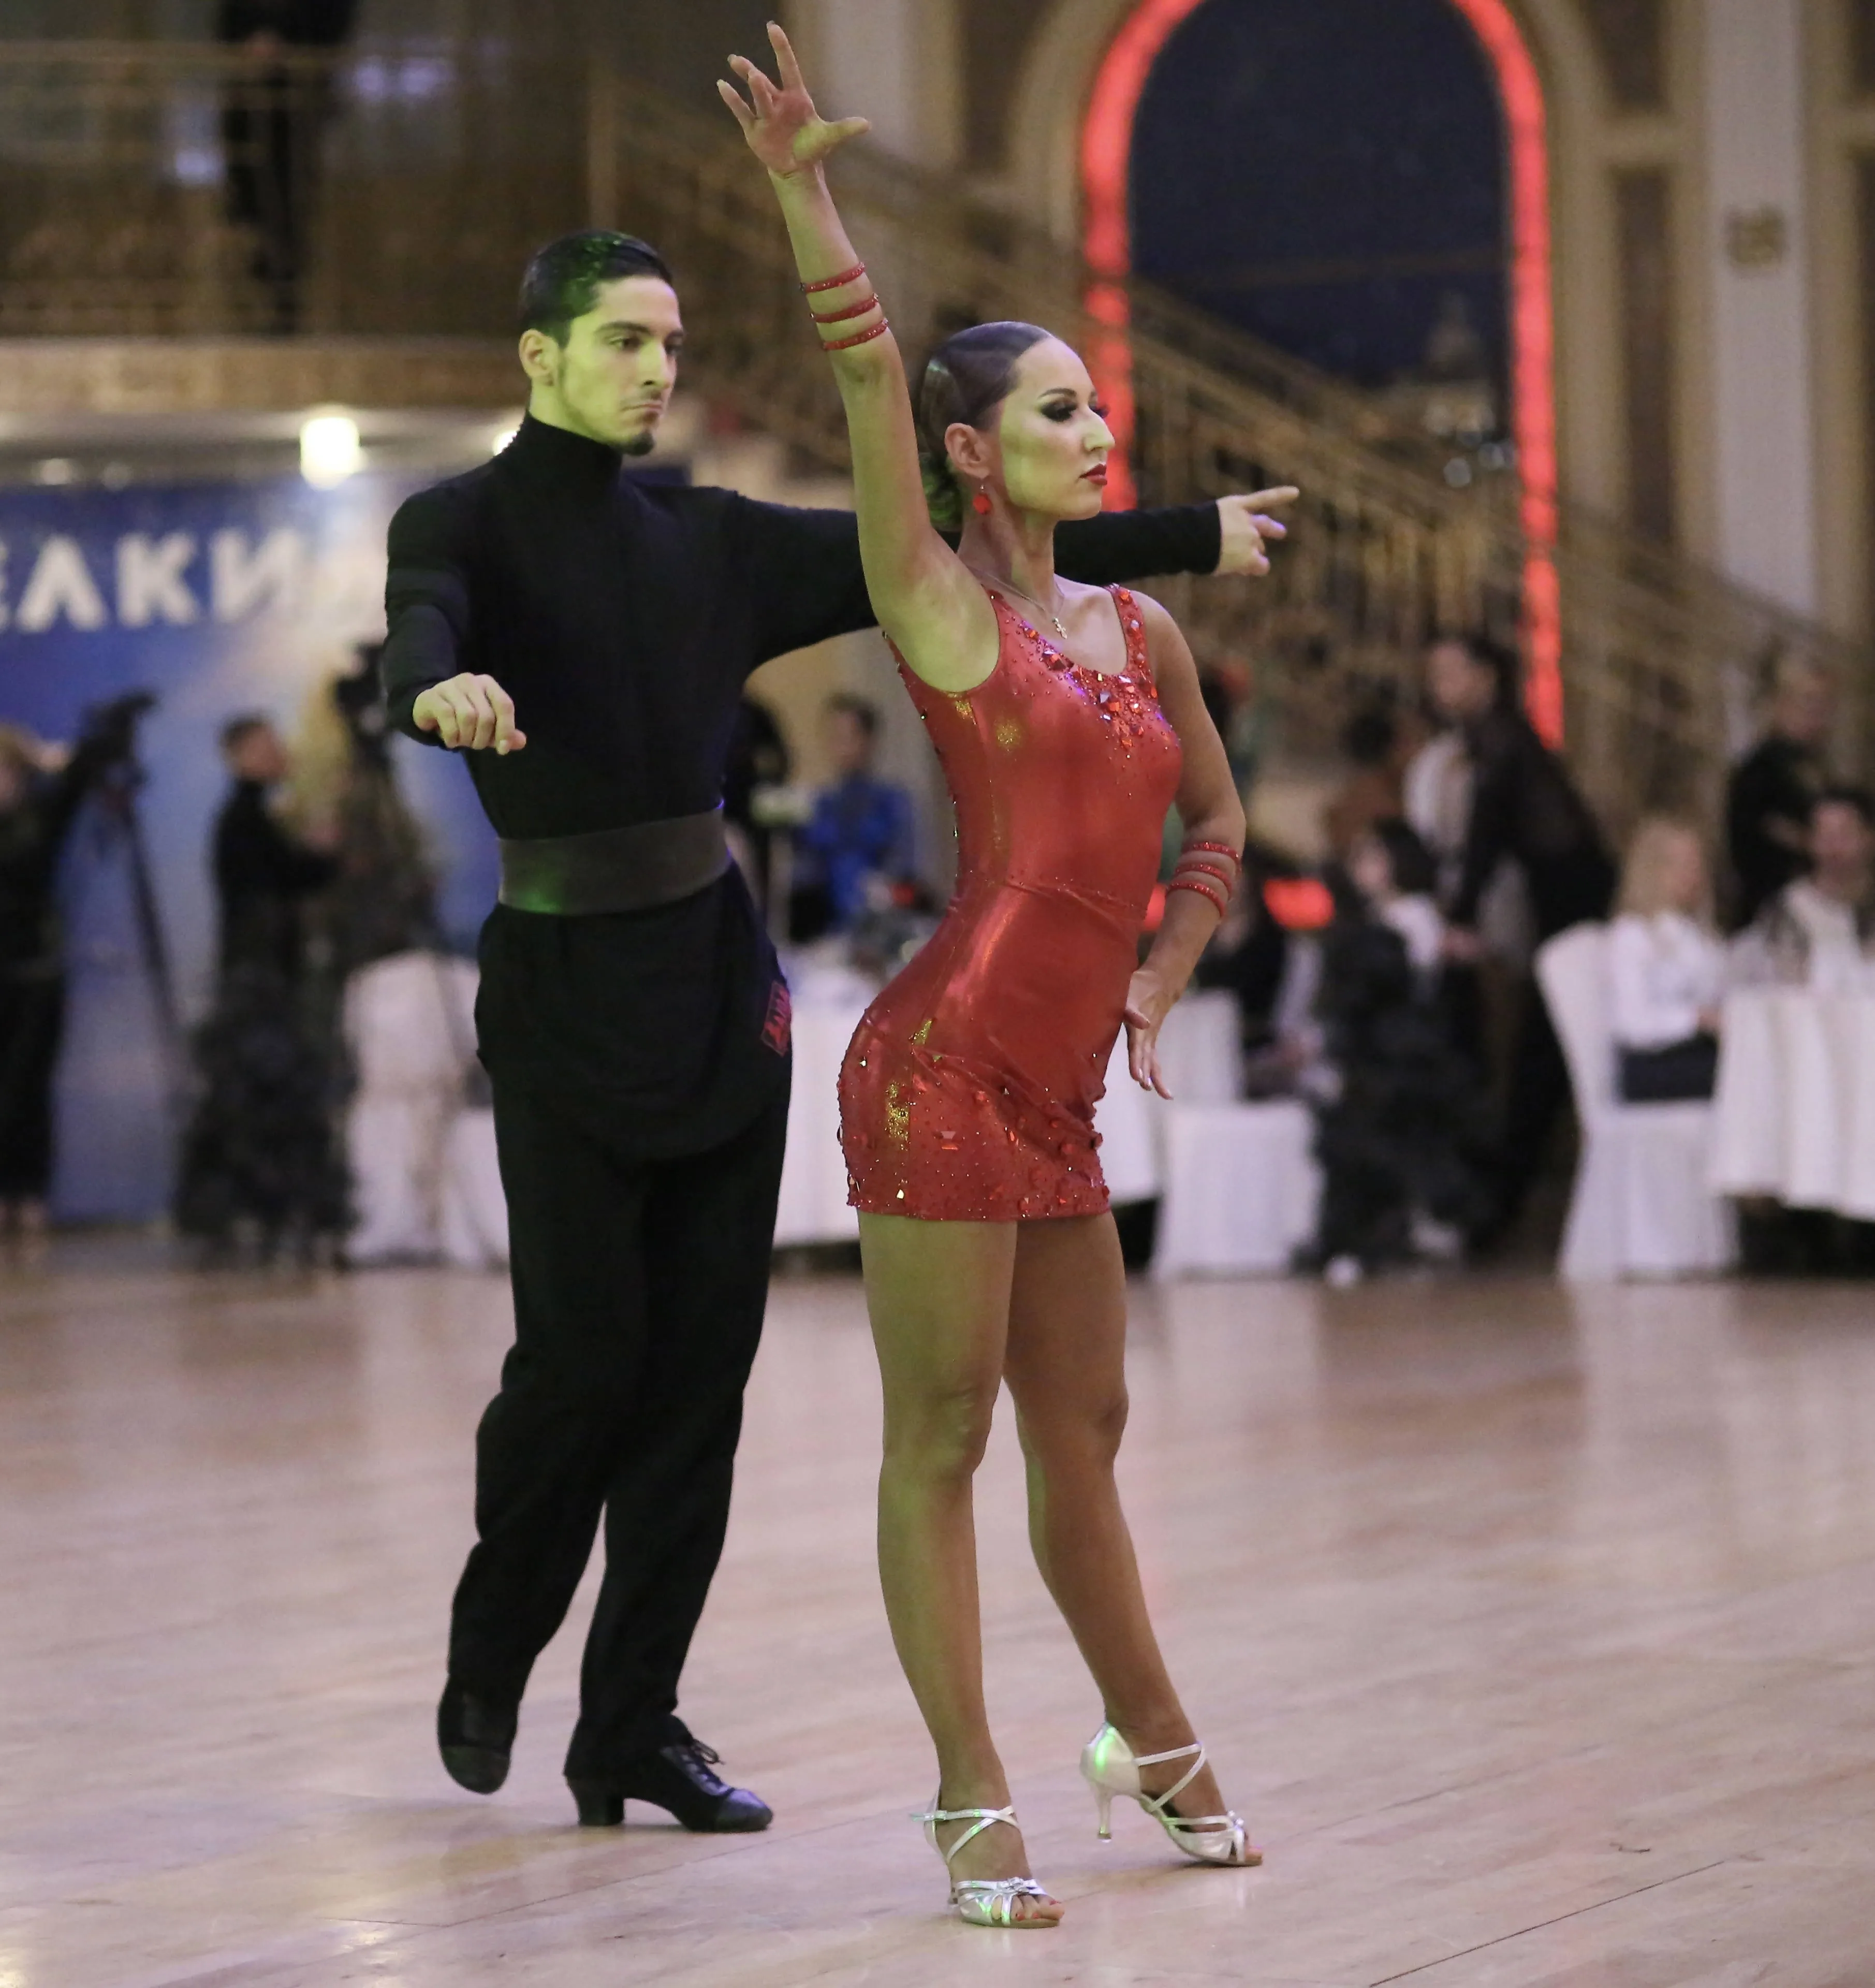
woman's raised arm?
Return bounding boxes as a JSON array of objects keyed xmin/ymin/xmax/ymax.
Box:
[{"xmin": 719, "ymin": 25, "xmax": 997, "ymax": 692}]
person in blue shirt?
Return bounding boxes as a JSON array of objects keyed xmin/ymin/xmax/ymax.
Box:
[{"xmin": 799, "ymin": 694, "xmax": 918, "ymax": 929}]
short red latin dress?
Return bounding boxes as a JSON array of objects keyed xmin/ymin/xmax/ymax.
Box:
[{"xmin": 840, "ymin": 586, "xmax": 1183, "ymax": 1221}]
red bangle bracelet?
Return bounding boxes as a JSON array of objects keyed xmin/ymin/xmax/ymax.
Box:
[
  {"xmin": 801, "ymin": 261, "xmax": 867, "ymax": 295},
  {"xmin": 1166, "ymin": 875, "xmax": 1229, "ymax": 915},
  {"xmin": 1181, "ymin": 839, "xmax": 1242, "ymax": 865},
  {"xmin": 1174, "ymin": 854, "xmax": 1235, "ymax": 880},
  {"xmin": 821, "ymin": 316, "xmax": 890, "ymax": 352},
  {"xmin": 809, "ymin": 292, "xmax": 881, "ymax": 325}
]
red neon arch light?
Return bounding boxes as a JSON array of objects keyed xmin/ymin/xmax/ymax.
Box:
[{"xmin": 1080, "ymin": 0, "xmax": 1563, "ymax": 744}]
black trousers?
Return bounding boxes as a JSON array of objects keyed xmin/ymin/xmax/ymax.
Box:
[{"xmin": 448, "ymin": 1062, "xmax": 790, "ymax": 1777}]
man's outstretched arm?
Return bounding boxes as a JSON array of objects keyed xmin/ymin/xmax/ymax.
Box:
[
  {"xmin": 741, "ymin": 489, "xmax": 1299, "ymax": 664},
  {"xmin": 1057, "ymin": 488, "xmax": 1297, "ymax": 586}
]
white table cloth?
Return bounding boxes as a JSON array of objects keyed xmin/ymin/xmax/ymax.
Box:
[
  {"xmin": 772, "ymin": 993, "xmax": 871, "ymax": 1246},
  {"xmin": 1709, "ymin": 986, "xmax": 1875, "ymax": 1217}
]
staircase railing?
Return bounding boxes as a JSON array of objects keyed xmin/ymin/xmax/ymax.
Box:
[
  {"xmin": 0, "ymin": 41, "xmax": 1864, "ymax": 842},
  {"xmin": 600, "ymin": 81, "xmax": 1870, "ymax": 842}
]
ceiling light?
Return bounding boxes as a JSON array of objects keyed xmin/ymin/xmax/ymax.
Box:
[{"xmin": 300, "ymin": 411, "xmax": 361, "ymax": 488}]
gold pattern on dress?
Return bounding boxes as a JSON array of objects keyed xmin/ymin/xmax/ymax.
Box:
[
  {"xmin": 884, "ymin": 1081, "xmax": 912, "ymax": 1149},
  {"xmin": 911, "ymin": 1017, "xmax": 933, "ymax": 1045},
  {"xmin": 995, "ymin": 717, "xmax": 1023, "ymax": 752},
  {"xmin": 950, "ymin": 695, "xmax": 974, "ymax": 722}
]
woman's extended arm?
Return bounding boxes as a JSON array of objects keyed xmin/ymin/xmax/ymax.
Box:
[
  {"xmin": 720, "ymin": 25, "xmax": 996, "ymax": 693},
  {"xmin": 1123, "ymin": 594, "xmax": 1248, "ymax": 1094}
]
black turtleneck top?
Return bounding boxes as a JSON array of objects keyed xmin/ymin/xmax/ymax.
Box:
[{"xmin": 378, "ymin": 413, "xmax": 1224, "ymax": 1153}]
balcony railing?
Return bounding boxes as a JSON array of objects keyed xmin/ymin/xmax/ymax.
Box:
[
  {"xmin": 3, "ymin": 40, "xmax": 1867, "ymax": 833},
  {"xmin": 0, "ymin": 40, "xmax": 579, "ymax": 337}
]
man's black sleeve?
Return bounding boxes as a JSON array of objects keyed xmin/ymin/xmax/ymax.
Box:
[
  {"xmin": 1055, "ymin": 503, "xmax": 1222, "ymax": 587},
  {"xmin": 379, "ymin": 487, "xmax": 475, "ymax": 747},
  {"xmin": 735, "ymin": 495, "xmax": 1224, "ymax": 667}
]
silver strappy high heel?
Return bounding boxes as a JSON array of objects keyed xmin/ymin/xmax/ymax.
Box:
[
  {"xmin": 1080, "ymin": 1723, "xmax": 1261, "ymax": 1866},
  {"xmin": 913, "ymin": 1799, "xmax": 1058, "ymax": 1927}
]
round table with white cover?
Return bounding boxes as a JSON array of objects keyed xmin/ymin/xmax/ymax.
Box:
[{"xmin": 1709, "ymin": 986, "xmax": 1875, "ymax": 1218}]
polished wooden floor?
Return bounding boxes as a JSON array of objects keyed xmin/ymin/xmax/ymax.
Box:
[{"xmin": 3, "ymin": 1243, "xmax": 1874, "ymax": 1987}]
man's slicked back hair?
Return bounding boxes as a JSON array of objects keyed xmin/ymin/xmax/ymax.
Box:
[{"xmin": 518, "ymin": 231, "xmax": 675, "ymax": 345}]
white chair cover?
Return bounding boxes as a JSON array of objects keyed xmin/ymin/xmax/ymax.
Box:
[
  {"xmin": 1150, "ymin": 1100, "xmax": 1320, "ymax": 1280},
  {"xmin": 344, "ymin": 951, "xmax": 485, "ymax": 1266},
  {"xmin": 1535, "ymin": 924, "xmax": 1735, "ymax": 1280},
  {"xmin": 440, "ymin": 1108, "xmax": 508, "ymax": 1270}
]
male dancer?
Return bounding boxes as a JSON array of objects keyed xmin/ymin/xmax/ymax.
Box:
[{"xmin": 379, "ymin": 228, "xmax": 1291, "ymax": 1831}]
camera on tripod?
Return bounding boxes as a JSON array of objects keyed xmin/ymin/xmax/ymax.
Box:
[
  {"xmin": 80, "ymin": 689, "xmax": 159, "ymax": 772},
  {"xmin": 333, "ymin": 644, "xmax": 390, "ymax": 767}
]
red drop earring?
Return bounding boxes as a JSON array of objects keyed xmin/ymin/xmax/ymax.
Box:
[{"xmin": 972, "ymin": 485, "xmax": 993, "ymax": 517}]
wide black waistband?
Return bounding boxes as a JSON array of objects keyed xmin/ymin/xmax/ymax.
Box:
[{"xmin": 497, "ymin": 806, "xmax": 729, "ymax": 916}]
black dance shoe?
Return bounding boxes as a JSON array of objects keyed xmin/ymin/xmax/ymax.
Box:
[
  {"xmin": 568, "ymin": 1726, "xmax": 772, "ymax": 1832},
  {"xmin": 437, "ymin": 1679, "xmax": 519, "ymax": 1795}
]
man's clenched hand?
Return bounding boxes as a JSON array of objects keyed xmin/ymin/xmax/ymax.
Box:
[{"xmin": 412, "ymin": 674, "xmax": 527, "ymax": 754}]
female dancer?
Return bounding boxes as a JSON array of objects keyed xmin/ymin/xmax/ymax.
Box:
[{"xmin": 723, "ymin": 27, "xmax": 1282, "ymax": 1928}]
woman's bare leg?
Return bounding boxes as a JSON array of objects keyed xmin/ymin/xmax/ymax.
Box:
[
  {"xmin": 858, "ymin": 1211, "xmax": 1063, "ymax": 1923},
  {"xmin": 1003, "ymin": 1212, "xmax": 1231, "ymax": 1822}
]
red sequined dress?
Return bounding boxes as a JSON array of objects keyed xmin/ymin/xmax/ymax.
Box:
[{"xmin": 839, "ymin": 585, "xmax": 1182, "ymax": 1220}]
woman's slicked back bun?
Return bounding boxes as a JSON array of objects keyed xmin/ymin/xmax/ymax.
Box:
[{"xmin": 914, "ymin": 321, "xmax": 1051, "ymax": 531}]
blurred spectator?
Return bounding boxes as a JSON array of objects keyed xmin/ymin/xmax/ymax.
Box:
[
  {"xmin": 1324, "ymin": 704, "xmax": 1411, "ymax": 859},
  {"xmin": 1609, "ymin": 817, "xmax": 1724, "ymax": 1103},
  {"xmin": 175, "ymin": 716, "xmax": 347, "ymax": 1262},
  {"xmin": 315, "ymin": 649, "xmax": 442, "ymax": 977},
  {"xmin": 1346, "ymin": 817, "xmax": 1444, "ymax": 976},
  {"xmin": 723, "ymin": 694, "xmax": 791, "ymax": 914},
  {"xmin": 1401, "ymin": 682, "xmax": 1532, "ymax": 1109},
  {"xmin": 795, "ymin": 694, "xmax": 917, "ymax": 935},
  {"xmin": 1198, "ymin": 659, "xmax": 1263, "ymax": 794},
  {"xmin": 217, "ymin": 0, "xmax": 360, "ymax": 331},
  {"xmin": 1193, "ymin": 840, "xmax": 1295, "ymax": 1064},
  {"xmin": 213, "ymin": 716, "xmax": 341, "ymax": 980},
  {"xmin": 1725, "ymin": 652, "xmax": 1834, "ymax": 931},
  {"xmin": 1733, "ymin": 786, "xmax": 1875, "ymax": 992},
  {"xmin": 0, "ymin": 713, "xmax": 131, "ymax": 1237},
  {"xmin": 1427, "ymin": 633, "xmax": 1615, "ymax": 1236},
  {"xmin": 1308, "ymin": 817, "xmax": 1491, "ymax": 1279},
  {"xmin": 1429, "ymin": 635, "xmax": 1615, "ymax": 947}
]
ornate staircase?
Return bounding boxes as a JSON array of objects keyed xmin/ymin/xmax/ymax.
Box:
[
  {"xmin": 1, "ymin": 40, "xmax": 1865, "ymax": 843},
  {"xmin": 596, "ymin": 81, "xmax": 1869, "ymax": 841}
]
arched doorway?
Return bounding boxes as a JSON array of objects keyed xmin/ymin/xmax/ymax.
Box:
[{"xmin": 1081, "ymin": 0, "xmax": 1561, "ymax": 740}]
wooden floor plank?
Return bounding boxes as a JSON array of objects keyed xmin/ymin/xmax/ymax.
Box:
[{"xmin": 3, "ymin": 1248, "xmax": 1873, "ymax": 1984}]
